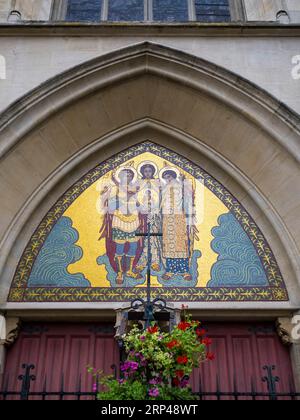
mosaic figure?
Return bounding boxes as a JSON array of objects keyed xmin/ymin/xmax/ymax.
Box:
[
  {"xmin": 136, "ymin": 161, "xmax": 162, "ymax": 273},
  {"xmin": 160, "ymin": 166, "xmax": 196, "ymax": 282},
  {"xmin": 98, "ymin": 166, "xmax": 146, "ymax": 285}
]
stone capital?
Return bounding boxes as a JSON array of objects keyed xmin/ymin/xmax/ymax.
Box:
[
  {"xmin": 276, "ymin": 315, "xmax": 300, "ymax": 346},
  {"xmin": 0, "ymin": 316, "xmax": 21, "ymax": 347}
]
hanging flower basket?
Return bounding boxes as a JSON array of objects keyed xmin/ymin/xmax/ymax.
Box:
[{"xmin": 89, "ymin": 312, "xmax": 215, "ymax": 400}]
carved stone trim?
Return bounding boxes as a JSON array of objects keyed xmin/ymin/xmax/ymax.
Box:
[
  {"xmin": 1, "ymin": 317, "xmax": 21, "ymax": 347},
  {"xmin": 50, "ymin": 0, "xmax": 68, "ymax": 21},
  {"xmin": 276, "ymin": 318, "xmax": 293, "ymax": 346},
  {"xmin": 230, "ymin": 0, "xmax": 246, "ymax": 22},
  {"xmin": 0, "ymin": 314, "xmax": 5, "ymax": 343}
]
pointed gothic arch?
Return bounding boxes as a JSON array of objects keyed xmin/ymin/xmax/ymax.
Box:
[{"xmin": 0, "ymin": 42, "xmax": 299, "ymax": 309}]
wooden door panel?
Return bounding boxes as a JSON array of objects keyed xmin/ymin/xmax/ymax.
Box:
[
  {"xmin": 3, "ymin": 321, "xmax": 294, "ymax": 398},
  {"xmin": 191, "ymin": 323, "xmax": 294, "ymax": 396},
  {"xmin": 3, "ymin": 323, "xmax": 118, "ymax": 395}
]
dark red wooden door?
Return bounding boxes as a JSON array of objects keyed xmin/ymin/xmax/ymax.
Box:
[
  {"xmin": 191, "ymin": 323, "xmax": 294, "ymax": 397},
  {"xmin": 3, "ymin": 321, "xmax": 294, "ymax": 398},
  {"xmin": 3, "ymin": 323, "xmax": 119, "ymax": 396}
]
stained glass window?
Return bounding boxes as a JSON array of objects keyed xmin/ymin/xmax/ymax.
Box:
[
  {"xmin": 62, "ymin": 0, "xmax": 233, "ymax": 23},
  {"xmin": 153, "ymin": 0, "xmax": 189, "ymax": 22},
  {"xmin": 108, "ymin": 0, "xmax": 144, "ymax": 21},
  {"xmin": 195, "ymin": 0, "xmax": 231, "ymax": 22},
  {"xmin": 65, "ymin": 0, "xmax": 102, "ymax": 22}
]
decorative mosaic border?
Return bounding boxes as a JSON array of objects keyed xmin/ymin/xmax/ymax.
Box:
[
  {"xmin": 8, "ymin": 287, "xmax": 288, "ymax": 303},
  {"xmin": 9, "ymin": 142, "xmax": 288, "ymax": 303}
]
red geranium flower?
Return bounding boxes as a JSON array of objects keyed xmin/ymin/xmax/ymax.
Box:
[
  {"xmin": 177, "ymin": 355, "xmax": 189, "ymax": 365},
  {"xmin": 202, "ymin": 338, "xmax": 212, "ymax": 346},
  {"xmin": 175, "ymin": 370, "xmax": 185, "ymax": 378},
  {"xmin": 196, "ymin": 328, "xmax": 206, "ymax": 337},
  {"xmin": 147, "ymin": 325, "xmax": 159, "ymax": 334},
  {"xmin": 207, "ymin": 352, "xmax": 215, "ymax": 361},
  {"xmin": 172, "ymin": 378, "xmax": 180, "ymax": 387},
  {"xmin": 166, "ymin": 340, "xmax": 179, "ymax": 349},
  {"xmin": 178, "ymin": 322, "xmax": 191, "ymax": 331}
]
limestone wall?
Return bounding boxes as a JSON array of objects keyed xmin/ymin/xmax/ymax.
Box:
[
  {"xmin": 0, "ymin": 0, "xmax": 10, "ymax": 21},
  {"xmin": 286, "ymin": 0, "xmax": 300, "ymax": 23},
  {"xmin": 0, "ymin": 0, "xmax": 52, "ymax": 21},
  {"xmin": 245, "ymin": 0, "xmax": 284, "ymax": 21},
  {"xmin": 0, "ymin": 33, "xmax": 299, "ymax": 115},
  {"xmin": 245, "ymin": 0, "xmax": 300, "ymax": 23},
  {"xmin": 13, "ymin": 0, "xmax": 52, "ymax": 21}
]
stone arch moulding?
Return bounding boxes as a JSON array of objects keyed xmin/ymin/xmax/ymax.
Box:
[{"xmin": 0, "ymin": 42, "xmax": 299, "ymax": 309}]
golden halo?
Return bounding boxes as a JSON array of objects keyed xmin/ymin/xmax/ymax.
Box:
[
  {"xmin": 137, "ymin": 161, "xmax": 158, "ymax": 178},
  {"xmin": 114, "ymin": 166, "xmax": 138, "ymax": 184},
  {"xmin": 159, "ymin": 166, "xmax": 181, "ymax": 183}
]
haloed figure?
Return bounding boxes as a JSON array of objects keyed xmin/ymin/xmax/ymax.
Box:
[
  {"xmin": 161, "ymin": 169, "xmax": 193, "ymax": 282},
  {"xmin": 136, "ymin": 162, "xmax": 162, "ymax": 273},
  {"xmin": 99, "ymin": 167, "xmax": 144, "ymax": 285}
]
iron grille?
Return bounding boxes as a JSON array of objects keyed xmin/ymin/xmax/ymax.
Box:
[{"xmin": 1, "ymin": 364, "xmax": 299, "ymax": 400}]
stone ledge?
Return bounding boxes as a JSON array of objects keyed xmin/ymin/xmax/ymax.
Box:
[
  {"xmin": 0, "ymin": 22, "xmax": 300, "ymax": 37},
  {"xmin": 1, "ymin": 306, "xmax": 299, "ymax": 321}
]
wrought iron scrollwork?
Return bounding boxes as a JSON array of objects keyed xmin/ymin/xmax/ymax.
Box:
[
  {"xmin": 18, "ymin": 364, "xmax": 36, "ymax": 400},
  {"xmin": 262, "ymin": 365, "xmax": 280, "ymax": 401}
]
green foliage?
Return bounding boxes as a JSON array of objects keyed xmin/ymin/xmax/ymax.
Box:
[
  {"xmin": 99, "ymin": 379, "xmax": 147, "ymax": 401},
  {"xmin": 89, "ymin": 313, "xmax": 214, "ymax": 400}
]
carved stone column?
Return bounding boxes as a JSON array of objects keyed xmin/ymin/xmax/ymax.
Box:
[
  {"xmin": 290, "ymin": 313, "xmax": 300, "ymax": 392},
  {"xmin": 291, "ymin": 342, "xmax": 300, "ymax": 391},
  {"xmin": 0, "ymin": 315, "xmax": 6, "ymax": 379},
  {"xmin": 0, "ymin": 314, "xmax": 7, "ymax": 386},
  {"xmin": 277, "ymin": 315, "xmax": 300, "ymax": 391}
]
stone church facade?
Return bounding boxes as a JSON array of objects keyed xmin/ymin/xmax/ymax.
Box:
[{"xmin": 0, "ymin": 0, "xmax": 300, "ymax": 398}]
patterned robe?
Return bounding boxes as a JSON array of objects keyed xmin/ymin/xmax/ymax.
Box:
[{"xmin": 161, "ymin": 179, "xmax": 192, "ymax": 274}]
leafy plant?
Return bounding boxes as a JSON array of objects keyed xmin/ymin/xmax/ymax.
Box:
[{"xmin": 89, "ymin": 310, "xmax": 214, "ymax": 400}]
